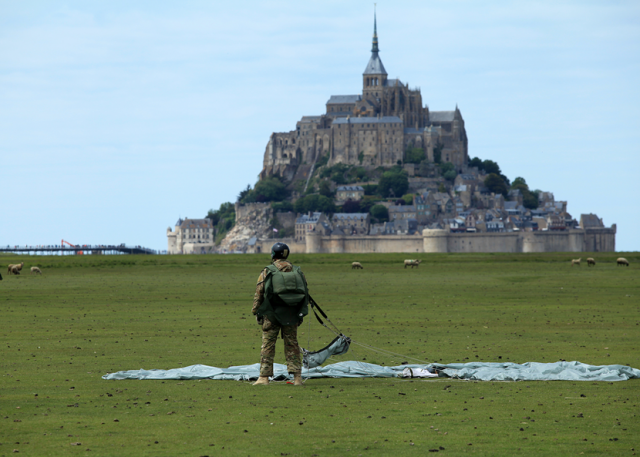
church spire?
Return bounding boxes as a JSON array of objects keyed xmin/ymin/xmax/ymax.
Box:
[{"xmin": 372, "ymin": 5, "xmax": 379, "ymax": 53}]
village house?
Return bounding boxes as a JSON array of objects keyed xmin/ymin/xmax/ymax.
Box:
[
  {"xmin": 388, "ymin": 204, "xmax": 417, "ymax": 221},
  {"xmin": 331, "ymin": 212, "xmax": 371, "ymax": 235},
  {"xmin": 335, "ymin": 185, "xmax": 365, "ymax": 205},
  {"xmin": 295, "ymin": 212, "xmax": 330, "ymax": 242}
]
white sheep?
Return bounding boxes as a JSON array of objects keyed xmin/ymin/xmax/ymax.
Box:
[
  {"xmin": 571, "ymin": 258, "xmax": 581, "ymax": 267},
  {"xmin": 404, "ymin": 259, "xmax": 422, "ymax": 269},
  {"xmin": 30, "ymin": 266, "xmax": 42, "ymax": 275},
  {"xmin": 617, "ymin": 257, "xmax": 629, "ymax": 267},
  {"xmin": 10, "ymin": 265, "xmax": 21, "ymax": 275},
  {"xmin": 351, "ymin": 262, "xmax": 363, "ymax": 269},
  {"xmin": 586, "ymin": 258, "xmax": 596, "ymax": 266},
  {"xmin": 8, "ymin": 262, "xmax": 24, "ymax": 274}
]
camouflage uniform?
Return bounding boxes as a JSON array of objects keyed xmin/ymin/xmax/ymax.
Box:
[{"xmin": 252, "ymin": 259, "xmax": 303, "ymax": 377}]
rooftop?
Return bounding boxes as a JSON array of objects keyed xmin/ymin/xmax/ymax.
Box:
[
  {"xmin": 327, "ymin": 95, "xmax": 362, "ymax": 104},
  {"xmin": 333, "ymin": 116, "xmax": 403, "ymax": 125}
]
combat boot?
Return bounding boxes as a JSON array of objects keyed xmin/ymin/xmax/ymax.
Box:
[
  {"xmin": 293, "ymin": 373, "xmax": 303, "ymax": 386},
  {"xmin": 253, "ymin": 376, "xmax": 270, "ymax": 386}
]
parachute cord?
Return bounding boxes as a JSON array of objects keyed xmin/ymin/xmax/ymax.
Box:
[{"xmin": 349, "ymin": 339, "xmax": 431, "ymax": 365}]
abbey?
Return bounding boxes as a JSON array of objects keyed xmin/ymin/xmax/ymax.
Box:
[{"xmin": 261, "ymin": 15, "xmax": 468, "ymax": 181}]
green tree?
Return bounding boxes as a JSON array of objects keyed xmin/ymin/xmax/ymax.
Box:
[
  {"xmin": 359, "ymin": 195, "xmax": 382, "ymax": 212},
  {"xmin": 404, "ymin": 147, "xmax": 425, "ymax": 164},
  {"xmin": 402, "ymin": 194, "xmax": 413, "ymax": 205},
  {"xmin": 237, "ymin": 184, "xmax": 252, "ymax": 202},
  {"xmin": 433, "ymin": 143, "xmax": 444, "ymax": 164},
  {"xmin": 482, "ymin": 160, "xmax": 501, "ymax": 175},
  {"xmin": 271, "ymin": 201, "xmax": 294, "ymax": 213},
  {"xmin": 294, "ymin": 194, "xmax": 335, "ymax": 214},
  {"xmin": 484, "ymin": 173, "xmax": 508, "ymax": 196},
  {"xmin": 206, "ymin": 202, "xmax": 236, "ymax": 244},
  {"xmin": 341, "ymin": 200, "xmax": 361, "ymax": 213},
  {"xmin": 377, "ymin": 170, "xmax": 409, "ymax": 198},
  {"xmin": 242, "ymin": 177, "xmax": 287, "ymax": 203},
  {"xmin": 362, "ymin": 184, "xmax": 378, "ymax": 196},
  {"xmin": 370, "ymin": 204, "xmax": 389, "ymax": 222},
  {"xmin": 443, "ymin": 169, "xmax": 457, "ymax": 181},
  {"xmin": 318, "ymin": 180, "xmax": 333, "ymax": 198},
  {"xmin": 510, "ymin": 177, "xmax": 539, "ymax": 209},
  {"xmin": 468, "ymin": 156, "xmax": 483, "ymax": 168}
]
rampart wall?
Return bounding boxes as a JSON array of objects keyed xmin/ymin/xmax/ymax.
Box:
[{"xmin": 298, "ymin": 228, "xmax": 616, "ymax": 254}]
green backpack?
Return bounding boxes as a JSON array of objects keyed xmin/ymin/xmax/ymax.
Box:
[{"xmin": 257, "ymin": 264, "xmax": 309, "ymax": 326}]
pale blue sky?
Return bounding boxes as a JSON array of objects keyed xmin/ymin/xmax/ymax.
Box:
[{"xmin": 1, "ymin": 1, "xmax": 638, "ymax": 251}]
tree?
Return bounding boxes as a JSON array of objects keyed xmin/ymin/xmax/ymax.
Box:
[
  {"xmin": 482, "ymin": 160, "xmax": 501, "ymax": 175},
  {"xmin": 468, "ymin": 156, "xmax": 483, "ymax": 168},
  {"xmin": 318, "ymin": 180, "xmax": 333, "ymax": 198},
  {"xmin": 444, "ymin": 169, "xmax": 457, "ymax": 181},
  {"xmin": 359, "ymin": 195, "xmax": 382, "ymax": 212},
  {"xmin": 433, "ymin": 143, "xmax": 444, "ymax": 164},
  {"xmin": 237, "ymin": 184, "xmax": 252, "ymax": 202},
  {"xmin": 510, "ymin": 177, "xmax": 539, "ymax": 209},
  {"xmin": 362, "ymin": 184, "xmax": 378, "ymax": 196},
  {"xmin": 402, "ymin": 194, "xmax": 413, "ymax": 205},
  {"xmin": 377, "ymin": 170, "xmax": 409, "ymax": 198},
  {"xmin": 271, "ymin": 201, "xmax": 294, "ymax": 213},
  {"xmin": 523, "ymin": 192, "xmax": 539, "ymax": 209},
  {"xmin": 341, "ymin": 200, "xmax": 361, "ymax": 213},
  {"xmin": 484, "ymin": 173, "xmax": 508, "ymax": 196},
  {"xmin": 242, "ymin": 177, "xmax": 287, "ymax": 203},
  {"xmin": 370, "ymin": 204, "xmax": 389, "ymax": 222},
  {"xmin": 206, "ymin": 202, "xmax": 236, "ymax": 244},
  {"xmin": 294, "ymin": 194, "xmax": 335, "ymax": 214},
  {"xmin": 404, "ymin": 147, "xmax": 425, "ymax": 164}
]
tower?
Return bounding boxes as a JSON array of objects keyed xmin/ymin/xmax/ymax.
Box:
[{"xmin": 362, "ymin": 8, "xmax": 387, "ymax": 106}]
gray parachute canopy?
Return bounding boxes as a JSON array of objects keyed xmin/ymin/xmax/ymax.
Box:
[{"xmin": 302, "ymin": 335, "xmax": 351, "ymax": 368}]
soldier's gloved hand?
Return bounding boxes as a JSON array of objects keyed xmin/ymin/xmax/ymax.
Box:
[{"xmin": 256, "ymin": 315, "xmax": 264, "ymax": 325}]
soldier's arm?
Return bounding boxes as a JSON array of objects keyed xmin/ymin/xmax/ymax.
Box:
[{"xmin": 252, "ymin": 269, "xmax": 268, "ymax": 315}]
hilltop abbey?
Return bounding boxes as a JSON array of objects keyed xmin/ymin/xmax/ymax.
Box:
[{"xmin": 261, "ymin": 14, "xmax": 468, "ymax": 180}]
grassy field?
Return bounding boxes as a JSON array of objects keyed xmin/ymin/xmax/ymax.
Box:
[{"xmin": 1, "ymin": 252, "xmax": 639, "ymax": 456}]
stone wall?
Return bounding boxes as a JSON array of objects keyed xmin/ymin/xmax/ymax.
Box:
[
  {"xmin": 300, "ymin": 228, "xmax": 616, "ymax": 254},
  {"xmin": 253, "ymin": 237, "xmax": 306, "ymax": 256}
]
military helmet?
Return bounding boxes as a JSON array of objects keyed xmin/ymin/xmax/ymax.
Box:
[{"xmin": 271, "ymin": 242, "xmax": 290, "ymax": 260}]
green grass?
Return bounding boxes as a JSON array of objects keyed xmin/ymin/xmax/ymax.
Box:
[{"xmin": 1, "ymin": 252, "xmax": 639, "ymax": 456}]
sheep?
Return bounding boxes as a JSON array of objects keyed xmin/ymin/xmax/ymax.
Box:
[
  {"xmin": 10, "ymin": 265, "xmax": 20, "ymax": 275},
  {"xmin": 30, "ymin": 266, "xmax": 42, "ymax": 275},
  {"xmin": 617, "ymin": 257, "xmax": 629, "ymax": 267},
  {"xmin": 404, "ymin": 259, "xmax": 422, "ymax": 269},
  {"xmin": 571, "ymin": 258, "xmax": 581, "ymax": 266},
  {"xmin": 586, "ymin": 258, "xmax": 596, "ymax": 267},
  {"xmin": 8, "ymin": 262, "xmax": 23, "ymax": 274},
  {"xmin": 351, "ymin": 262, "xmax": 363, "ymax": 270}
]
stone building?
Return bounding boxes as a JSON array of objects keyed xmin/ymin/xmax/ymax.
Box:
[
  {"xmin": 331, "ymin": 213, "xmax": 371, "ymax": 235},
  {"xmin": 335, "ymin": 185, "xmax": 365, "ymax": 205},
  {"xmin": 295, "ymin": 212, "xmax": 330, "ymax": 242},
  {"xmin": 167, "ymin": 218, "xmax": 215, "ymax": 254},
  {"xmin": 260, "ymin": 13, "xmax": 468, "ymax": 182}
]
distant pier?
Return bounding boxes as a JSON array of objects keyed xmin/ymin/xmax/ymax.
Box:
[{"xmin": 0, "ymin": 244, "xmax": 157, "ymax": 255}]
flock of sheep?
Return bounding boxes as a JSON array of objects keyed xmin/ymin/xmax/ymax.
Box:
[
  {"xmin": 571, "ymin": 257, "xmax": 629, "ymax": 267},
  {"xmin": 351, "ymin": 259, "xmax": 423, "ymax": 269},
  {"xmin": 6, "ymin": 262, "xmax": 42, "ymax": 275},
  {"xmin": 350, "ymin": 257, "xmax": 631, "ymax": 270}
]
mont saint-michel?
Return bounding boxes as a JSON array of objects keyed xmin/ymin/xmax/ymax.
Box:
[{"xmin": 167, "ymin": 15, "xmax": 615, "ymax": 255}]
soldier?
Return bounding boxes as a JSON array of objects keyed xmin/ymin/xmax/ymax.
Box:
[{"xmin": 252, "ymin": 242, "xmax": 308, "ymax": 386}]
